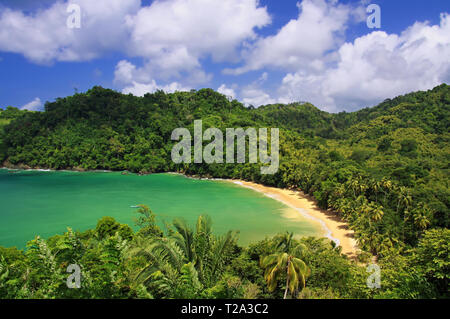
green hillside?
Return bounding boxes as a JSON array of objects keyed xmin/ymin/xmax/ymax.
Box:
[{"xmin": 0, "ymin": 84, "xmax": 448, "ymax": 299}]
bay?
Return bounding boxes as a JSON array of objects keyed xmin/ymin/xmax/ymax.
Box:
[{"xmin": 0, "ymin": 169, "xmax": 322, "ymax": 248}]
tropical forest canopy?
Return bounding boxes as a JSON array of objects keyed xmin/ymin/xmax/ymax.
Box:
[{"xmin": 0, "ymin": 84, "xmax": 448, "ymax": 299}]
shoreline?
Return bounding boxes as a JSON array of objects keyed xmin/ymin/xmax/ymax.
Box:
[
  {"xmin": 226, "ymin": 180, "xmax": 359, "ymax": 259},
  {"xmin": 1, "ymin": 167, "xmax": 359, "ymax": 258}
]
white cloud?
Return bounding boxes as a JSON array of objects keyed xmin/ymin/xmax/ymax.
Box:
[
  {"xmin": 0, "ymin": 0, "xmax": 141, "ymax": 64},
  {"xmin": 119, "ymin": 0, "xmax": 270, "ymax": 87},
  {"xmin": 114, "ymin": 60, "xmax": 138, "ymax": 85},
  {"xmin": 278, "ymin": 13, "xmax": 450, "ymax": 112},
  {"xmin": 114, "ymin": 58, "xmax": 198, "ymax": 94},
  {"xmin": 122, "ymin": 80, "xmax": 190, "ymax": 97},
  {"xmin": 0, "ymin": 0, "xmax": 270, "ymax": 88},
  {"xmin": 217, "ymin": 84, "xmax": 237, "ymax": 100},
  {"xmin": 2, "ymin": 1, "xmax": 449, "ymax": 112},
  {"xmin": 21, "ymin": 97, "xmax": 42, "ymax": 111},
  {"xmin": 259, "ymin": 72, "xmax": 269, "ymax": 82},
  {"xmin": 225, "ymin": 0, "xmax": 354, "ymax": 75},
  {"xmin": 241, "ymin": 87, "xmax": 277, "ymax": 107},
  {"xmin": 126, "ymin": 0, "xmax": 270, "ymax": 63}
]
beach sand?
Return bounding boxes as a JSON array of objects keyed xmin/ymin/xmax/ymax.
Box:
[{"xmin": 228, "ymin": 180, "xmax": 359, "ymax": 260}]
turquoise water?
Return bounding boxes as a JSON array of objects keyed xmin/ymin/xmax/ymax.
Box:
[{"xmin": 0, "ymin": 169, "xmax": 322, "ymax": 248}]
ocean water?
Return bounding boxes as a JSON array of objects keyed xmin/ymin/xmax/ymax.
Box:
[{"xmin": 0, "ymin": 169, "xmax": 322, "ymax": 248}]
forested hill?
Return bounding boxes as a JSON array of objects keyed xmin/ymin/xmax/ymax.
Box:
[
  {"xmin": 1, "ymin": 84, "xmax": 449, "ymax": 263},
  {"xmin": 244, "ymin": 83, "xmax": 450, "ymax": 138},
  {"xmin": 1, "ymin": 84, "xmax": 448, "ymax": 167},
  {"xmin": 334, "ymin": 83, "xmax": 450, "ymax": 135}
]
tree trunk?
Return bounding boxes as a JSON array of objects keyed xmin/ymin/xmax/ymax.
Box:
[
  {"xmin": 283, "ymin": 278, "xmax": 289, "ymax": 299},
  {"xmin": 284, "ymin": 260, "xmax": 291, "ymax": 299}
]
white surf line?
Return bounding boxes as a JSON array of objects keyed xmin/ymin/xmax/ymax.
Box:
[
  {"xmin": 0, "ymin": 167, "xmax": 112, "ymax": 173},
  {"xmin": 1, "ymin": 167, "xmax": 53, "ymax": 172},
  {"xmin": 232, "ymin": 181, "xmax": 340, "ymax": 247}
]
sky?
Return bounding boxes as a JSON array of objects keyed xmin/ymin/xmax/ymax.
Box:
[{"xmin": 0, "ymin": 0, "xmax": 448, "ymax": 113}]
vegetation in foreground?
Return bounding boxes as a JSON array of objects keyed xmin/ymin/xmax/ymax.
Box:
[
  {"xmin": 0, "ymin": 206, "xmax": 448, "ymax": 299},
  {"xmin": 0, "ymin": 84, "xmax": 448, "ymax": 298}
]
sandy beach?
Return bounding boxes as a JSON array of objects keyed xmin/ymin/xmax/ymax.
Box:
[
  {"xmin": 228, "ymin": 180, "xmax": 359, "ymax": 259},
  {"xmin": 1, "ymin": 167, "xmax": 359, "ymax": 258}
]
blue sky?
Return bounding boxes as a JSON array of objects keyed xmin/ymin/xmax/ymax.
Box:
[{"xmin": 0, "ymin": 0, "xmax": 449, "ymax": 112}]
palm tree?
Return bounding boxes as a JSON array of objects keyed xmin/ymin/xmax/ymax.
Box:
[
  {"xmin": 348, "ymin": 177, "xmax": 361, "ymax": 198},
  {"xmin": 261, "ymin": 252, "xmax": 310, "ymax": 299},
  {"xmin": 208, "ymin": 230, "xmax": 239, "ymax": 283},
  {"xmin": 397, "ymin": 186, "xmax": 412, "ymax": 214},
  {"xmin": 126, "ymin": 236, "xmax": 186, "ymax": 297},
  {"xmin": 192, "ymin": 215, "xmax": 213, "ymax": 277},
  {"xmin": 413, "ymin": 203, "xmax": 432, "ymax": 231},
  {"xmin": 329, "ymin": 185, "xmax": 347, "ymax": 213},
  {"xmin": 170, "ymin": 218, "xmax": 195, "ymax": 262},
  {"xmin": 0, "ymin": 256, "xmax": 9, "ymax": 288},
  {"xmin": 357, "ymin": 231, "xmax": 380, "ymax": 255},
  {"xmin": 381, "ymin": 177, "xmax": 393, "ymax": 203},
  {"xmin": 128, "ymin": 215, "xmax": 238, "ymax": 294},
  {"xmin": 260, "ymin": 232, "xmax": 310, "ymax": 299},
  {"xmin": 274, "ymin": 232, "xmax": 295, "ymax": 252},
  {"xmin": 370, "ymin": 179, "xmax": 383, "ymax": 203}
]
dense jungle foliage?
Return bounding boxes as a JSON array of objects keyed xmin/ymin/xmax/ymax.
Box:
[
  {"xmin": 0, "ymin": 84, "xmax": 448, "ymax": 298},
  {"xmin": 0, "ymin": 206, "xmax": 448, "ymax": 299}
]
